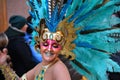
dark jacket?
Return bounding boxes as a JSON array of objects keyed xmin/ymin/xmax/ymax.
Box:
[{"xmin": 4, "ymin": 26, "xmax": 37, "ymax": 77}]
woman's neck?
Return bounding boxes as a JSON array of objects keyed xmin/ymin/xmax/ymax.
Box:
[{"xmin": 42, "ymin": 58, "xmax": 59, "ymax": 66}]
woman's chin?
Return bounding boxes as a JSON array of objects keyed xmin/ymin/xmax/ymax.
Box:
[{"xmin": 43, "ymin": 52, "xmax": 56, "ymax": 62}]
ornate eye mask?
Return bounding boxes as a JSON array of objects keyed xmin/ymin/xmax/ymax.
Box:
[{"xmin": 41, "ymin": 28, "xmax": 65, "ymax": 46}]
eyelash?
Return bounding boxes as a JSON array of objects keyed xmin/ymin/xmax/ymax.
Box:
[
  {"xmin": 42, "ymin": 42, "xmax": 59, "ymax": 48},
  {"xmin": 53, "ymin": 44, "xmax": 58, "ymax": 48}
]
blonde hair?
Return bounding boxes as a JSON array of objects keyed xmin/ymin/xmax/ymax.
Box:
[{"xmin": 0, "ymin": 33, "xmax": 8, "ymax": 50}]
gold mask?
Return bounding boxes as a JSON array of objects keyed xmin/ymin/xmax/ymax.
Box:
[{"xmin": 40, "ymin": 28, "xmax": 65, "ymax": 46}]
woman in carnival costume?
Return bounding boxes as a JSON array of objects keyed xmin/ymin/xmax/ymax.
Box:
[{"xmin": 0, "ymin": 0, "xmax": 120, "ymax": 80}]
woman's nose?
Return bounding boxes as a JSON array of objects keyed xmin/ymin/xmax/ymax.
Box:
[{"xmin": 48, "ymin": 45, "xmax": 52, "ymax": 51}]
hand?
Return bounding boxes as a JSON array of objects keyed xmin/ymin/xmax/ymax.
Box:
[{"xmin": 0, "ymin": 48, "xmax": 9, "ymax": 65}]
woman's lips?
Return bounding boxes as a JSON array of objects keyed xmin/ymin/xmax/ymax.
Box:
[{"xmin": 45, "ymin": 51, "xmax": 54, "ymax": 57}]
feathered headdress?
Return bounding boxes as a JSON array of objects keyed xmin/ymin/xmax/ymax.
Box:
[{"xmin": 26, "ymin": 0, "xmax": 120, "ymax": 80}]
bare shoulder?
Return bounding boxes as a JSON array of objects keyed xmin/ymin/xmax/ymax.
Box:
[
  {"xmin": 53, "ymin": 60, "xmax": 67, "ymax": 70},
  {"xmin": 52, "ymin": 60, "xmax": 71, "ymax": 80},
  {"xmin": 32, "ymin": 63, "xmax": 42, "ymax": 75},
  {"xmin": 26, "ymin": 63, "xmax": 42, "ymax": 80}
]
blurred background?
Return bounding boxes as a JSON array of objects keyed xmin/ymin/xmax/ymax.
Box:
[{"xmin": 0, "ymin": 0, "xmax": 29, "ymax": 32}]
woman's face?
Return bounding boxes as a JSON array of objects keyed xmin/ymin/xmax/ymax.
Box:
[{"xmin": 40, "ymin": 39, "xmax": 62, "ymax": 63}]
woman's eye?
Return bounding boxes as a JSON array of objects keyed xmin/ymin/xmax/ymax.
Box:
[
  {"xmin": 43, "ymin": 42, "xmax": 48, "ymax": 46},
  {"xmin": 53, "ymin": 44, "xmax": 59, "ymax": 48}
]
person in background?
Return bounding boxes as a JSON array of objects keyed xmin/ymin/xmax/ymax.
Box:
[
  {"xmin": 0, "ymin": 33, "xmax": 11, "ymax": 80},
  {"xmin": 4, "ymin": 15, "xmax": 38, "ymax": 77}
]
